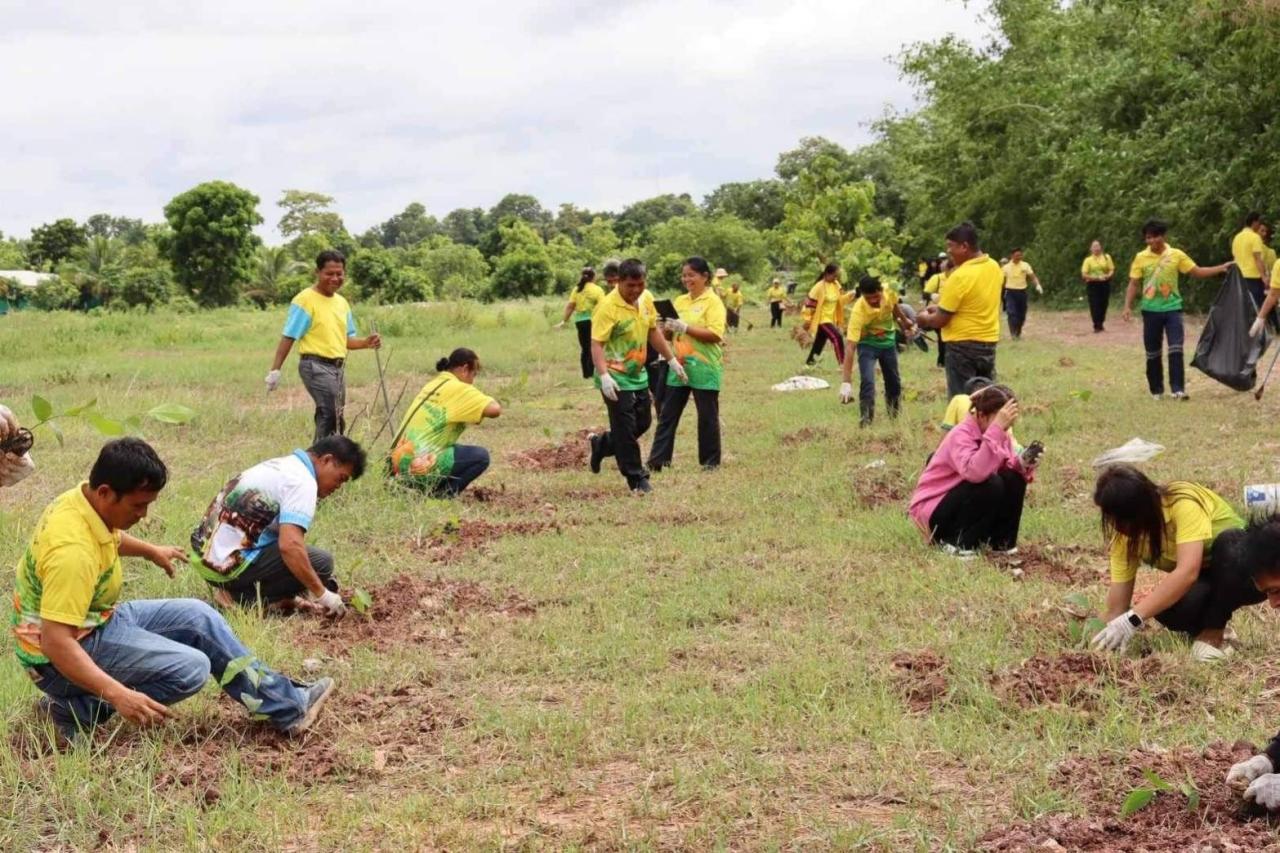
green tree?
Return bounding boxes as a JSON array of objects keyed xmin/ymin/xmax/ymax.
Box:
[
  {"xmin": 411, "ymin": 240, "xmax": 489, "ymax": 299},
  {"xmin": 28, "ymin": 219, "xmax": 88, "ymax": 270},
  {"xmin": 277, "ymin": 190, "xmax": 345, "ymax": 241},
  {"xmin": 117, "ymin": 266, "xmax": 173, "ymax": 310},
  {"xmin": 162, "ymin": 181, "xmax": 263, "ymax": 307},
  {"xmin": 488, "ymin": 220, "xmax": 554, "ymax": 299},
  {"xmin": 0, "ymin": 237, "xmax": 27, "ymax": 269},
  {"xmin": 63, "ymin": 235, "xmax": 124, "ymax": 305},
  {"xmin": 579, "ymin": 217, "xmax": 621, "ymax": 264},
  {"xmin": 643, "ymin": 215, "xmax": 771, "ymax": 293},
  {"xmin": 348, "ymin": 247, "xmax": 402, "ymax": 299},
  {"xmin": 84, "ymin": 214, "xmax": 147, "ymax": 245},
  {"xmin": 363, "ymin": 202, "xmax": 439, "ymax": 248},
  {"xmin": 441, "ymin": 207, "xmax": 487, "ymax": 246},
  {"xmin": 703, "ymin": 180, "xmax": 787, "ymax": 231},
  {"xmin": 30, "ymin": 275, "xmax": 79, "ymax": 311},
  {"xmin": 246, "ymin": 245, "xmax": 307, "ymax": 305},
  {"xmin": 614, "ymin": 194, "xmax": 698, "ymax": 245}
]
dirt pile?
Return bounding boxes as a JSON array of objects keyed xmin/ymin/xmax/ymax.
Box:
[
  {"xmin": 990, "ymin": 652, "xmax": 1167, "ymax": 709},
  {"xmin": 412, "ymin": 518, "xmax": 561, "ymax": 563},
  {"xmin": 781, "ymin": 426, "xmax": 831, "ymax": 446},
  {"xmin": 508, "ymin": 429, "xmax": 598, "ymax": 471},
  {"xmin": 979, "ymin": 741, "xmax": 1280, "ymax": 851},
  {"xmin": 856, "ymin": 475, "xmax": 908, "ymax": 509},
  {"xmin": 988, "ymin": 544, "xmax": 1102, "ymax": 586},
  {"xmin": 890, "ymin": 650, "xmax": 949, "ymax": 712}
]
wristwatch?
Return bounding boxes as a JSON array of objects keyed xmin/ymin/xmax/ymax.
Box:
[{"xmin": 1126, "ymin": 611, "xmax": 1144, "ymax": 629}]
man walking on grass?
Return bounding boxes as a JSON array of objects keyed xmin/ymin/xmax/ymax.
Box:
[
  {"xmin": 587, "ymin": 258, "xmax": 686, "ymax": 495},
  {"xmin": 1000, "ymin": 248, "xmax": 1043, "ymax": 339},
  {"xmin": 15, "ymin": 438, "xmax": 332, "ymax": 744},
  {"xmin": 189, "ymin": 435, "xmax": 366, "ymax": 616},
  {"xmin": 265, "ymin": 250, "xmax": 382, "ymax": 441},
  {"xmin": 1232, "ymin": 211, "xmax": 1270, "ymax": 311}
]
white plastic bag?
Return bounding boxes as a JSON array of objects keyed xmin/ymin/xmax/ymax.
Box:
[
  {"xmin": 1091, "ymin": 438, "xmax": 1165, "ymax": 468},
  {"xmin": 771, "ymin": 376, "xmax": 831, "ymax": 392}
]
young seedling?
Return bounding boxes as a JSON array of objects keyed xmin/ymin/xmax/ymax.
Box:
[
  {"xmin": 1120, "ymin": 769, "xmax": 1198, "ymax": 818},
  {"xmin": 351, "ymin": 587, "xmax": 374, "ymax": 616},
  {"xmin": 29, "ymin": 394, "xmax": 196, "ymax": 446}
]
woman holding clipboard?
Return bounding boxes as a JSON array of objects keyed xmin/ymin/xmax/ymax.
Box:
[{"xmin": 648, "ymin": 256, "xmax": 727, "ymax": 471}]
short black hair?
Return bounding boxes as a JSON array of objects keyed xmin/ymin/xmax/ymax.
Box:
[
  {"xmin": 308, "ymin": 435, "xmax": 366, "ymax": 479},
  {"xmin": 315, "ymin": 249, "xmax": 346, "ymax": 270},
  {"xmin": 1247, "ymin": 515, "xmax": 1280, "ymax": 580},
  {"xmin": 857, "ymin": 276, "xmax": 882, "ymax": 295},
  {"xmin": 1141, "ymin": 219, "xmax": 1168, "ymax": 238},
  {"xmin": 89, "ymin": 437, "xmax": 168, "ymax": 494},
  {"xmin": 683, "ymin": 256, "xmax": 712, "ymax": 277},
  {"xmin": 945, "ymin": 222, "xmax": 980, "ymax": 249},
  {"xmin": 1010, "ymin": 247, "xmax": 1023, "ymax": 254},
  {"xmin": 602, "ymin": 259, "xmax": 621, "ymax": 278},
  {"xmin": 618, "ymin": 258, "xmax": 646, "ymax": 280},
  {"xmin": 1247, "ymin": 211, "xmax": 1264, "ymax": 227}
]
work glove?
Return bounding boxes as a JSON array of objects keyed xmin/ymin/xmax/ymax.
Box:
[
  {"xmin": 311, "ymin": 588, "xmax": 345, "ymax": 617},
  {"xmin": 0, "ymin": 403, "xmax": 17, "ymax": 438},
  {"xmin": 554, "ymin": 320, "xmax": 566, "ymax": 329},
  {"xmin": 265, "ymin": 369, "xmax": 281, "ymax": 392},
  {"xmin": 0, "ymin": 451, "xmax": 35, "ymax": 487},
  {"xmin": 599, "ymin": 373, "xmax": 620, "ymax": 402},
  {"xmin": 1246, "ymin": 774, "xmax": 1280, "ymax": 810},
  {"xmin": 662, "ymin": 318, "xmax": 688, "ymax": 336},
  {"xmin": 1090, "ymin": 610, "xmax": 1141, "ymax": 653},
  {"xmin": 839, "ymin": 382, "xmax": 854, "ymax": 404},
  {"xmin": 1227, "ymin": 754, "xmax": 1273, "ymax": 790},
  {"xmin": 667, "ymin": 356, "xmax": 688, "ymax": 384},
  {"xmin": 1251, "ymin": 317, "xmax": 1266, "ymax": 338},
  {"xmin": 1035, "ymin": 283, "xmax": 1044, "ymax": 295}
]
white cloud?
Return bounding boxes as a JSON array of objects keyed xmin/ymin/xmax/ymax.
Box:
[{"xmin": 0, "ymin": 0, "xmax": 985, "ymax": 240}]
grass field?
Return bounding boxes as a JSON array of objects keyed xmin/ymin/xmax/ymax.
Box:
[{"xmin": 3, "ymin": 296, "xmax": 1280, "ymax": 850}]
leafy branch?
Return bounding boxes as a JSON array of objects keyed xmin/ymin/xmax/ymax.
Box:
[{"xmin": 29, "ymin": 394, "xmax": 196, "ymax": 446}]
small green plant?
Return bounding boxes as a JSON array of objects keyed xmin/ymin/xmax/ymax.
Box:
[
  {"xmin": 1062, "ymin": 592, "xmax": 1105, "ymax": 645},
  {"xmin": 351, "ymin": 587, "xmax": 373, "ymax": 616},
  {"xmin": 29, "ymin": 394, "xmax": 196, "ymax": 446},
  {"xmin": 1120, "ymin": 770, "xmax": 1200, "ymax": 818}
]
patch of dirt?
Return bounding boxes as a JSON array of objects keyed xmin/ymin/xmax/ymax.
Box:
[
  {"xmin": 990, "ymin": 652, "xmax": 1168, "ymax": 709},
  {"xmin": 300, "ymin": 572, "xmax": 537, "ymax": 653},
  {"xmin": 462, "ymin": 483, "xmax": 556, "ymax": 514},
  {"xmin": 890, "ymin": 650, "xmax": 949, "ymax": 712},
  {"xmin": 411, "ymin": 518, "xmax": 561, "ymax": 564},
  {"xmin": 863, "ymin": 434, "xmax": 906, "ymax": 456},
  {"xmin": 507, "ymin": 428, "xmax": 599, "ymax": 471},
  {"xmin": 781, "ymin": 426, "xmax": 831, "ymax": 446},
  {"xmin": 1058, "ymin": 356, "xmax": 1076, "ymax": 368},
  {"xmin": 988, "ymin": 543, "xmax": 1102, "ymax": 586},
  {"xmin": 978, "ymin": 741, "xmax": 1280, "ymax": 851},
  {"xmin": 856, "ymin": 475, "xmax": 909, "ymax": 509}
]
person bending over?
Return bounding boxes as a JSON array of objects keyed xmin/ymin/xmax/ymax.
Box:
[{"xmin": 839, "ymin": 276, "xmax": 915, "ymax": 426}]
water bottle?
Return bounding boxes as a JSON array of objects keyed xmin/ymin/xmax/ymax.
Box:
[{"xmin": 1243, "ymin": 483, "xmax": 1280, "ymax": 516}]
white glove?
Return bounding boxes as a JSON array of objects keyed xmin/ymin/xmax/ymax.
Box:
[
  {"xmin": 1246, "ymin": 773, "xmax": 1280, "ymax": 810},
  {"xmin": 662, "ymin": 318, "xmax": 688, "ymax": 335},
  {"xmin": 1228, "ymin": 754, "xmax": 1273, "ymax": 790},
  {"xmin": 599, "ymin": 373, "xmax": 620, "ymax": 402},
  {"xmin": 1090, "ymin": 610, "xmax": 1141, "ymax": 652},
  {"xmin": 839, "ymin": 382, "xmax": 854, "ymax": 404},
  {"xmin": 667, "ymin": 356, "xmax": 688, "ymax": 384},
  {"xmin": 1035, "ymin": 283, "xmax": 1044, "ymax": 295},
  {"xmin": 0, "ymin": 403, "xmax": 17, "ymax": 438},
  {"xmin": 265, "ymin": 369, "xmax": 281, "ymax": 392},
  {"xmin": 0, "ymin": 452, "xmax": 35, "ymax": 487},
  {"xmin": 1251, "ymin": 316, "xmax": 1266, "ymax": 338},
  {"xmin": 554, "ymin": 320, "xmax": 566, "ymax": 329},
  {"xmin": 311, "ymin": 588, "xmax": 345, "ymax": 617}
]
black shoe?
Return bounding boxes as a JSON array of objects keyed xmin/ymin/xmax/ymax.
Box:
[
  {"xmin": 588, "ymin": 434, "xmax": 604, "ymax": 474},
  {"xmin": 649, "ymin": 462, "xmax": 667, "ymax": 473},
  {"xmin": 630, "ymin": 480, "xmax": 652, "ymax": 495}
]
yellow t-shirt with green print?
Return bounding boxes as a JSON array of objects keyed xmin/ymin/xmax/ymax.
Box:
[
  {"xmin": 669, "ymin": 289, "xmax": 727, "ymax": 391},
  {"xmin": 591, "ymin": 288, "xmax": 657, "ymax": 391},
  {"xmin": 1129, "ymin": 247, "xmax": 1196, "ymax": 313},
  {"xmin": 1081, "ymin": 254, "xmax": 1115, "ymax": 280},
  {"xmin": 846, "ymin": 288, "xmax": 900, "ymax": 349}
]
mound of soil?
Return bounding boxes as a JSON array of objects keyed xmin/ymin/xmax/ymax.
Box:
[
  {"xmin": 979, "ymin": 741, "xmax": 1280, "ymax": 851},
  {"xmin": 508, "ymin": 429, "xmax": 599, "ymax": 471},
  {"xmin": 412, "ymin": 518, "xmax": 561, "ymax": 564},
  {"xmin": 991, "ymin": 652, "xmax": 1167, "ymax": 709},
  {"xmin": 857, "ymin": 476, "xmax": 909, "ymax": 509},
  {"xmin": 781, "ymin": 426, "xmax": 831, "ymax": 446},
  {"xmin": 988, "ymin": 544, "xmax": 1102, "ymax": 586},
  {"xmin": 890, "ymin": 650, "xmax": 949, "ymax": 712},
  {"xmin": 300, "ymin": 572, "xmax": 537, "ymax": 653}
]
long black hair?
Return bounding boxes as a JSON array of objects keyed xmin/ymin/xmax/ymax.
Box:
[
  {"xmin": 814, "ymin": 262, "xmax": 840, "ymax": 284},
  {"xmin": 437, "ymin": 348, "xmax": 479, "ymax": 373},
  {"xmin": 1093, "ymin": 464, "xmax": 1208, "ymax": 567},
  {"xmin": 576, "ymin": 267, "xmax": 595, "ymax": 293},
  {"xmin": 684, "ymin": 256, "xmax": 712, "ymax": 278}
]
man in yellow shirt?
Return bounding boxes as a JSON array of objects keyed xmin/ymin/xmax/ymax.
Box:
[
  {"xmin": 916, "ymin": 223, "xmax": 1004, "ymax": 397},
  {"xmin": 838, "ymin": 277, "xmax": 916, "ymax": 426},
  {"xmin": 265, "ymin": 250, "xmax": 383, "ymax": 441},
  {"xmin": 724, "ymin": 282, "xmax": 745, "ymax": 332},
  {"xmin": 1232, "ymin": 211, "xmax": 1270, "ymax": 310},
  {"xmin": 1001, "ymin": 248, "xmax": 1042, "ymax": 339},
  {"xmin": 766, "ymin": 278, "xmax": 787, "ymax": 328},
  {"xmin": 16, "ymin": 438, "xmax": 333, "ymax": 742}
]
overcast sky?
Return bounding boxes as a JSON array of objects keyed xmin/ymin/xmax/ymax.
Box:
[{"xmin": 2, "ymin": 0, "xmax": 987, "ymax": 241}]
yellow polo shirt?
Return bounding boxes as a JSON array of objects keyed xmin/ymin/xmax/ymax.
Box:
[
  {"xmin": 767, "ymin": 284, "xmax": 786, "ymax": 303},
  {"xmin": 846, "ymin": 288, "xmax": 900, "ymax": 348},
  {"xmin": 1002, "ymin": 261, "xmax": 1035, "ymax": 291},
  {"xmin": 591, "ymin": 288, "xmax": 657, "ymax": 391},
  {"xmin": 283, "ymin": 287, "xmax": 357, "ymax": 359},
  {"xmin": 570, "ymin": 282, "xmax": 606, "ymax": 322},
  {"xmin": 1232, "ymin": 227, "xmax": 1265, "ymax": 279},
  {"xmin": 938, "ymin": 256, "xmax": 1003, "ymax": 343},
  {"xmin": 1108, "ymin": 484, "xmax": 1241, "ymax": 583},
  {"xmin": 724, "ymin": 290, "xmax": 745, "ymax": 310},
  {"xmin": 1081, "ymin": 254, "xmax": 1115, "ymax": 280}
]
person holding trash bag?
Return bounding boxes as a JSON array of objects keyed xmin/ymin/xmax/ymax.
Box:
[
  {"xmin": 1089, "ymin": 464, "xmax": 1261, "ymax": 662},
  {"xmin": 1081, "ymin": 240, "xmax": 1115, "ymax": 332},
  {"xmin": 1124, "ymin": 219, "xmax": 1233, "ymax": 401},
  {"xmin": 555, "ymin": 267, "xmax": 607, "ymax": 379}
]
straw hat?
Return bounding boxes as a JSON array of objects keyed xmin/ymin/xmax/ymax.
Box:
[{"xmin": 714, "ymin": 268, "xmax": 728, "ymax": 278}]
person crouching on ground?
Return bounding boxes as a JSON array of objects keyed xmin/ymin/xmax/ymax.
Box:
[
  {"xmin": 190, "ymin": 435, "xmax": 367, "ymax": 616},
  {"xmin": 587, "ymin": 258, "xmax": 686, "ymax": 495},
  {"xmin": 1089, "ymin": 464, "xmax": 1260, "ymax": 662},
  {"xmin": 388, "ymin": 348, "xmax": 501, "ymax": 498},
  {"xmin": 908, "ymin": 384, "xmax": 1036, "ymax": 556},
  {"xmin": 839, "ymin": 276, "xmax": 916, "ymax": 427},
  {"xmin": 17, "ymin": 438, "xmax": 333, "ymax": 744}
]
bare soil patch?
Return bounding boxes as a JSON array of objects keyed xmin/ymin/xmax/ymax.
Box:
[
  {"xmin": 855, "ymin": 475, "xmax": 909, "ymax": 509},
  {"xmin": 990, "ymin": 652, "xmax": 1167, "ymax": 709},
  {"xmin": 781, "ymin": 426, "xmax": 831, "ymax": 446},
  {"xmin": 978, "ymin": 741, "xmax": 1280, "ymax": 851},
  {"xmin": 411, "ymin": 518, "xmax": 562, "ymax": 564},
  {"xmin": 507, "ymin": 428, "xmax": 599, "ymax": 471},
  {"xmin": 890, "ymin": 650, "xmax": 949, "ymax": 712},
  {"xmin": 1033, "ymin": 309, "xmax": 1204, "ymax": 352},
  {"xmin": 988, "ymin": 543, "xmax": 1103, "ymax": 586},
  {"xmin": 462, "ymin": 483, "xmax": 556, "ymax": 514}
]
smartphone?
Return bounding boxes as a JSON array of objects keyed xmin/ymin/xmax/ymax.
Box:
[{"xmin": 1020, "ymin": 440, "xmax": 1044, "ymax": 467}]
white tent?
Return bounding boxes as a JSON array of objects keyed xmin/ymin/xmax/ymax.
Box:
[{"xmin": 0, "ymin": 270, "xmax": 57, "ymax": 289}]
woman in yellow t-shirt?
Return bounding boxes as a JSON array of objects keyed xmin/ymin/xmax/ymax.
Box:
[
  {"xmin": 557, "ymin": 267, "xmax": 607, "ymax": 379},
  {"xmin": 1089, "ymin": 464, "xmax": 1260, "ymax": 662},
  {"xmin": 1080, "ymin": 240, "xmax": 1115, "ymax": 333},
  {"xmin": 802, "ymin": 263, "xmax": 847, "ymax": 366},
  {"xmin": 766, "ymin": 278, "xmax": 787, "ymax": 328}
]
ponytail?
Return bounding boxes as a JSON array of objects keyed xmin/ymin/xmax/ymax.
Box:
[
  {"xmin": 576, "ymin": 266, "xmax": 595, "ymax": 293},
  {"xmin": 815, "ymin": 262, "xmax": 840, "ymax": 284},
  {"xmin": 437, "ymin": 347, "xmax": 479, "ymax": 373}
]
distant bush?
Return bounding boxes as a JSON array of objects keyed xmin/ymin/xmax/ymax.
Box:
[
  {"xmin": 31, "ymin": 276, "xmax": 79, "ymax": 311},
  {"xmin": 117, "ymin": 267, "xmax": 174, "ymax": 310}
]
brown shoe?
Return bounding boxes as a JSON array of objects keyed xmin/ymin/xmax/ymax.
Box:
[{"xmin": 285, "ymin": 677, "xmax": 335, "ymax": 737}]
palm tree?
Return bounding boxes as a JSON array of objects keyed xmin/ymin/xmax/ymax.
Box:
[
  {"xmin": 247, "ymin": 246, "xmax": 305, "ymax": 306},
  {"xmin": 64, "ymin": 235, "xmax": 122, "ymax": 307}
]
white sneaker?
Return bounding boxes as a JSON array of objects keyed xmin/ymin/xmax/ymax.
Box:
[
  {"xmin": 941, "ymin": 543, "xmax": 977, "ymax": 559},
  {"xmin": 1191, "ymin": 640, "xmax": 1232, "ymax": 663},
  {"xmin": 1171, "ymin": 391, "xmax": 1189, "ymax": 401},
  {"xmin": 1223, "ymin": 625, "xmax": 1240, "ymax": 646}
]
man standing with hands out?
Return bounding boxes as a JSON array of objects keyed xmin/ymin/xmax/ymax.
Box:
[
  {"xmin": 587, "ymin": 258, "xmax": 686, "ymax": 495},
  {"xmin": 265, "ymin": 250, "xmax": 381, "ymax": 441}
]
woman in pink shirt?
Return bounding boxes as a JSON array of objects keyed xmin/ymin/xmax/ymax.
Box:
[{"xmin": 908, "ymin": 384, "xmax": 1037, "ymax": 554}]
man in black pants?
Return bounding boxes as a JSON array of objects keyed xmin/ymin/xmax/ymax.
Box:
[{"xmin": 586, "ymin": 259, "xmax": 685, "ymax": 495}]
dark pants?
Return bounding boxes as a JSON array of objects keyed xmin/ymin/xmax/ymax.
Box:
[
  {"xmin": 943, "ymin": 340, "xmax": 997, "ymax": 398},
  {"xmin": 770, "ymin": 302, "xmax": 783, "ymax": 327},
  {"xmin": 936, "ymin": 335, "xmax": 946, "ymax": 368},
  {"xmin": 1155, "ymin": 529, "xmax": 1265, "ymax": 635},
  {"xmin": 599, "ymin": 388, "xmax": 653, "ymax": 487},
  {"xmin": 928, "ymin": 468, "xmax": 1027, "ymax": 550},
  {"xmin": 215, "ymin": 542, "xmax": 338, "ymax": 606},
  {"xmin": 649, "ymin": 386, "xmax": 721, "ymax": 468},
  {"xmin": 1004, "ymin": 289, "xmax": 1029, "ymax": 338},
  {"xmin": 647, "ymin": 353, "xmax": 668, "ymax": 420},
  {"xmin": 298, "ymin": 357, "xmax": 345, "ymax": 442},
  {"xmin": 807, "ymin": 323, "xmax": 846, "ymax": 365},
  {"xmin": 727, "ymin": 308, "xmax": 740, "ymax": 330},
  {"xmin": 1086, "ymin": 280, "xmax": 1112, "ymax": 330},
  {"xmin": 1141, "ymin": 310, "xmax": 1185, "ymax": 395},
  {"xmin": 857, "ymin": 344, "xmax": 901, "ymax": 424},
  {"xmin": 574, "ymin": 319, "xmax": 593, "ymax": 379},
  {"xmin": 1244, "ymin": 278, "xmax": 1279, "ymax": 332}
]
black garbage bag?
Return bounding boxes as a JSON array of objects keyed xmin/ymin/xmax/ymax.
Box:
[{"xmin": 1191, "ymin": 268, "xmax": 1268, "ymax": 391}]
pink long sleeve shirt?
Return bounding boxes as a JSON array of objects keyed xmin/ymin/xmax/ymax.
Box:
[{"xmin": 908, "ymin": 415, "xmax": 1031, "ymax": 540}]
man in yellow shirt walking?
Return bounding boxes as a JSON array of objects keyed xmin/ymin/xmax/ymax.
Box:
[
  {"xmin": 1232, "ymin": 212, "xmax": 1270, "ymax": 311},
  {"xmin": 264, "ymin": 250, "xmax": 382, "ymax": 442},
  {"xmin": 1000, "ymin": 248, "xmax": 1042, "ymax": 339}
]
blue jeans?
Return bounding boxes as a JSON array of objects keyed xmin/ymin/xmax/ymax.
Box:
[
  {"xmin": 28, "ymin": 598, "xmax": 309, "ymax": 734},
  {"xmin": 857, "ymin": 343, "xmax": 901, "ymax": 423},
  {"xmin": 434, "ymin": 445, "xmax": 490, "ymax": 496},
  {"xmin": 1141, "ymin": 310, "xmax": 1185, "ymax": 394}
]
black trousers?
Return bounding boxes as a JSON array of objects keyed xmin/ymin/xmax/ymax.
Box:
[
  {"xmin": 599, "ymin": 388, "xmax": 653, "ymax": 486},
  {"xmin": 1004, "ymin": 289, "xmax": 1029, "ymax": 338},
  {"xmin": 928, "ymin": 468, "xmax": 1027, "ymax": 550},
  {"xmin": 770, "ymin": 302, "xmax": 783, "ymax": 327},
  {"xmin": 1086, "ymin": 280, "xmax": 1111, "ymax": 330},
  {"xmin": 647, "ymin": 355, "xmax": 668, "ymax": 420},
  {"xmin": 648, "ymin": 385, "xmax": 721, "ymax": 468},
  {"xmin": 726, "ymin": 309, "xmax": 740, "ymax": 330},
  {"xmin": 214, "ymin": 542, "xmax": 337, "ymax": 605},
  {"xmin": 574, "ymin": 319, "xmax": 593, "ymax": 379},
  {"xmin": 807, "ymin": 323, "xmax": 846, "ymax": 364},
  {"xmin": 1155, "ymin": 529, "xmax": 1265, "ymax": 636}
]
